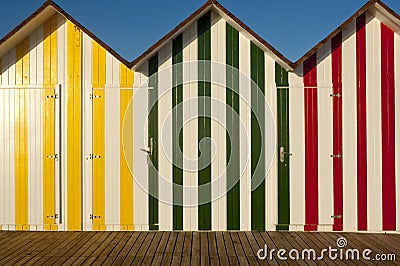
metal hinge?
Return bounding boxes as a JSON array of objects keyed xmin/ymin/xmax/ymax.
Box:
[
  {"xmin": 47, "ymin": 214, "xmax": 59, "ymax": 219},
  {"xmin": 47, "ymin": 154, "xmax": 58, "ymax": 159},
  {"xmin": 46, "ymin": 94, "xmax": 59, "ymax": 99},
  {"xmin": 89, "ymin": 214, "xmax": 101, "ymax": 219},
  {"xmin": 331, "ymin": 214, "xmax": 342, "ymax": 219},
  {"xmin": 330, "ymin": 154, "xmax": 342, "ymax": 158},
  {"xmin": 86, "ymin": 154, "xmax": 101, "ymax": 160},
  {"xmin": 89, "ymin": 94, "xmax": 101, "ymax": 99},
  {"xmin": 330, "ymin": 93, "xmax": 342, "ymax": 98}
]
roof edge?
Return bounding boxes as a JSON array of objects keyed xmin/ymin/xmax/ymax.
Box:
[
  {"xmin": 293, "ymin": 0, "xmax": 379, "ymax": 68},
  {"xmin": 0, "ymin": 0, "xmax": 131, "ymax": 68}
]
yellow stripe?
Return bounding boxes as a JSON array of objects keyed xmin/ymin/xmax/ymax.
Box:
[
  {"xmin": 120, "ymin": 64, "xmax": 134, "ymax": 230},
  {"xmin": 43, "ymin": 15, "xmax": 58, "ymax": 231},
  {"xmin": 67, "ymin": 21, "xmax": 82, "ymax": 231},
  {"xmin": 15, "ymin": 37, "xmax": 29, "ymax": 231},
  {"xmin": 92, "ymin": 41, "xmax": 106, "ymax": 230}
]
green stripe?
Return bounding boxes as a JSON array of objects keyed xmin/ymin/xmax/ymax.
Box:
[
  {"xmin": 172, "ymin": 34, "xmax": 183, "ymax": 230},
  {"xmin": 226, "ymin": 23, "xmax": 240, "ymax": 230},
  {"xmin": 148, "ymin": 54, "xmax": 159, "ymax": 231},
  {"xmin": 198, "ymin": 11, "xmax": 211, "ymax": 230},
  {"xmin": 275, "ymin": 63, "xmax": 290, "ymax": 231},
  {"xmin": 250, "ymin": 42, "xmax": 265, "ymax": 230}
]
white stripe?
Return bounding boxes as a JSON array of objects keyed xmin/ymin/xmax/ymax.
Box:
[
  {"xmin": 239, "ymin": 33, "xmax": 251, "ymax": 231},
  {"xmin": 105, "ymin": 52, "xmax": 120, "ymax": 230},
  {"xmin": 57, "ymin": 16, "xmax": 65, "ymax": 231},
  {"xmin": 316, "ymin": 41, "xmax": 333, "ymax": 231},
  {"xmin": 342, "ymin": 21, "xmax": 358, "ymax": 231},
  {"xmin": 36, "ymin": 25, "xmax": 44, "ymax": 231},
  {"xmin": 134, "ymin": 62, "xmax": 149, "ymax": 231},
  {"xmin": 158, "ymin": 42, "xmax": 173, "ymax": 231},
  {"xmin": 82, "ymin": 33, "xmax": 93, "ymax": 231},
  {"xmin": 0, "ymin": 58, "xmax": 4, "ymax": 227},
  {"xmin": 366, "ymin": 18, "xmax": 382, "ymax": 232},
  {"xmin": 211, "ymin": 13, "xmax": 226, "ymax": 231},
  {"xmin": 28, "ymin": 29, "xmax": 38, "ymax": 228},
  {"xmin": 395, "ymin": 33, "xmax": 400, "ymax": 232},
  {"xmin": 289, "ymin": 66, "xmax": 305, "ymax": 231},
  {"xmin": 8, "ymin": 49, "xmax": 16, "ymax": 230},
  {"xmin": 183, "ymin": 23, "xmax": 198, "ymax": 230},
  {"xmin": 265, "ymin": 55, "xmax": 277, "ymax": 231}
]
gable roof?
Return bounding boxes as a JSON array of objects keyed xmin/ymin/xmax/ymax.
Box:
[
  {"xmin": 294, "ymin": 0, "xmax": 400, "ymax": 68},
  {"xmin": 129, "ymin": 0, "xmax": 294, "ymax": 70},
  {"xmin": 1, "ymin": 0, "xmax": 400, "ymax": 72},
  {"xmin": 0, "ymin": 0, "xmax": 130, "ymax": 67}
]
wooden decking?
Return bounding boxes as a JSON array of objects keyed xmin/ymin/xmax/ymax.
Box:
[{"xmin": 0, "ymin": 231, "xmax": 398, "ymax": 265}]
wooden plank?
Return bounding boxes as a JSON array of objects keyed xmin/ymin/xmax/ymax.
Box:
[
  {"xmin": 129, "ymin": 232, "xmax": 155, "ymax": 265},
  {"xmin": 191, "ymin": 231, "xmax": 201, "ymax": 265},
  {"xmin": 263, "ymin": 232, "xmax": 303, "ymax": 266},
  {"xmin": 111, "ymin": 232, "xmax": 140, "ymax": 265},
  {"xmin": 62, "ymin": 232, "xmax": 103, "ymax": 264},
  {"xmin": 231, "ymin": 232, "xmax": 249, "ymax": 265},
  {"xmin": 223, "ymin": 231, "xmax": 238, "ymax": 264},
  {"xmin": 170, "ymin": 232, "xmax": 184, "ymax": 265},
  {"xmin": 91, "ymin": 231, "xmax": 125, "ymax": 264},
  {"xmin": 294, "ymin": 232, "xmax": 333, "ymax": 266},
  {"xmin": 0, "ymin": 232, "xmax": 42, "ymax": 257},
  {"xmin": 101, "ymin": 232, "xmax": 132, "ymax": 265},
  {"xmin": 253, "ymin": 231, "xmax": 284, "ymax": 265},
  {"xmin": 52, "ymin": 232, "xmax": 97, "ymax": 264},
  {"xmin": 161, "ymin": 231, "xmax": 176, "ymax": 265},
  {"xmin": 215, "ymin": 231, "xmax": 229, "ymax": 265},
  {"xmin": 141, "ymin": 231, "xmax": 163, "ymax": 265}
]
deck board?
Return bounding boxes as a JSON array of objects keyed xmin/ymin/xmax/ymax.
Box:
[{"xmin": 0, "ymin": 231, "xmax": 398, "ymax": 265}]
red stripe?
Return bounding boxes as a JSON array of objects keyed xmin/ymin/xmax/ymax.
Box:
[
  {"xmin": 356, "ymin": 13, "xmax": 368, "ymax": 231},
  {"xmin": 331, "ymin": 32, "xmax": 343, "ymax": 231},
  {"xmin": 304, "ymin": 54, "xmax": 318, "ymax": 231},
  {"xmin": 381, "ymin": 23, "xmax": 396, "ymax": 231}
]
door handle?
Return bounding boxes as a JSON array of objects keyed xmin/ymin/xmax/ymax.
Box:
[
  {"xmin": 280, "ymin": 146, "xmax": 292, "ymax": 163},
  {"xmin": 140, "ymin": 137, "xmax": 153, "ymax": 155}
]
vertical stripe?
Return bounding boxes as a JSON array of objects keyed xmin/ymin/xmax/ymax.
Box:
[
  {"xmin": 183, "ymin": 25, "xmax": 198, "ymax": 231},
  {"xmin": 316, "ymin": 42, "xmax": 333, "ymax": 232},
  {"xmin": 82, "ymin": 33, "xmax": 93, "ymax": 231},
  {"xmin": 303, "ymin": 54, "xmax": 318, "ymax": 231},
  {"xmin": 250, "ymin": 42, "xmax": 265, "ymax": 230},
  {"xmin": 92, "ymin": 41, "xmax": 106, "ymax": 231},
  {"xmin": 211, "ymin": 13, "xmax": 226, "ymax": 231},
  {"xmin": 395, "ymin": 33, "xmax": 400, "ymax": 232},
  {"xmin": 105, "ymin": 54, "xmax": 121, "ymax": 230},
  {"xmin": 158, "ymin": 43, "xmax": 173, "ymax": 231},
  {"xmin": 342, "ymin": 22, "xmax": 358, "ymax": 231},
  {"xmin": 15, "ymin": 37, "xmax": 30, "ymax": 231},
  {"xmin": 198, "ymin": 11, "xmax": 211, "ymax": 230},
  {"xmin": 366, "ymin": 18, "xmax": 382, "ymax": 231},
  {"xmin": 43, "ymin": 15, "xmax": 58, "ymax": 231},
  {"xmin": 380, "ymin": 23, "xmax": 396, "ymax": 231},
  {"xmin": 0, "ymin": 58, "xmax": 2, "ymax": 230},
  {"xmin": 67, "ymin": 21, "xmax": 82, "ymax": 231},
  {"xmin": 134, "ymin": 63, "xmax": 149, "ymax": 231},
  {"xmin": 148, "ymin": 54, "xmax": 159, "ymax": 230},
  {"xmin": 276, "ymin": 63, "xmax": 290, "ymax": 231},
  {"xmin": 332, "ymin": 33, "xmax": 343, "ymax": 231},
  {"xmin": 172, "ymin": 34, "xmax": 183, "ymax": 230},
  {"xmin": 226, "ymin": 23, "xmax": 240, "ymax": 230},
  {"xmin": 356, "ymin": 13, "xmax": 368, "ymax": 231},
  {"xmin": 239, "ymin": 33, "xmax": 251, "ymax": 230},
  {"xmin": 120, "ymin": 63, "xmax": 134, "ymax": 230}
]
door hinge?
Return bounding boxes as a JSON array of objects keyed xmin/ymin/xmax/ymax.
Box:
[
  {"xmin": 330, "ymin": 154, "xmax": 342, "ymax": 158},
  {"xmin": 89, "ymin": 214, "xmax": 101, "ymax": 219},
  {"xmin": 47, "ymin": 154, "xmax": 58, "ymax": 160},
  {"xmin": 86, "ymin": 154, "xmax": 102, "ymax": 160},
  {"xmin": 331, "ymin": 214, "xmax": 342, "ymax": 219},
  {"xmin": 330, "ymin": 93, "xmax": 342, "ymax": 98},
  {"xmin": 90, "ymin": 94, "xmax": 101, "ymax": 99},
  {"xmin": 46, "ymin": 94, "xmax": 59, "ymax": 99}
]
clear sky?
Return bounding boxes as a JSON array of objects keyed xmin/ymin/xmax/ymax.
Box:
[{"xmin": 1, "ymin": 0, "xmax": 400, "ymax": 62}]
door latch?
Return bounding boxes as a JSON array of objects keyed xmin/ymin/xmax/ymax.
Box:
[
  {"xmin": 47, "ymin": 154, "xmax": 58, "ymax": 160},
  {"xmin": 140, "ymin": 138, "xmax": 153, "ymax": 164},
  {"xmin": 47, "ymin": 214, "xmax": 58, "ymax": 219},
  {"xmin": 280, "ymin": 146, "xmax": 292, "ymax": 163},
  {"xmin": 89, "ymin": 214, "xmax": 101, "ymax": 219},
  {"xmin": 331, "ymin": 214, "xmax": 342, "ymax": 219}
]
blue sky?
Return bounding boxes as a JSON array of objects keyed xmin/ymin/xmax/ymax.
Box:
[{"xmin": 1, "ymin": 0, "xmax": 400, "ymax": 62}]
